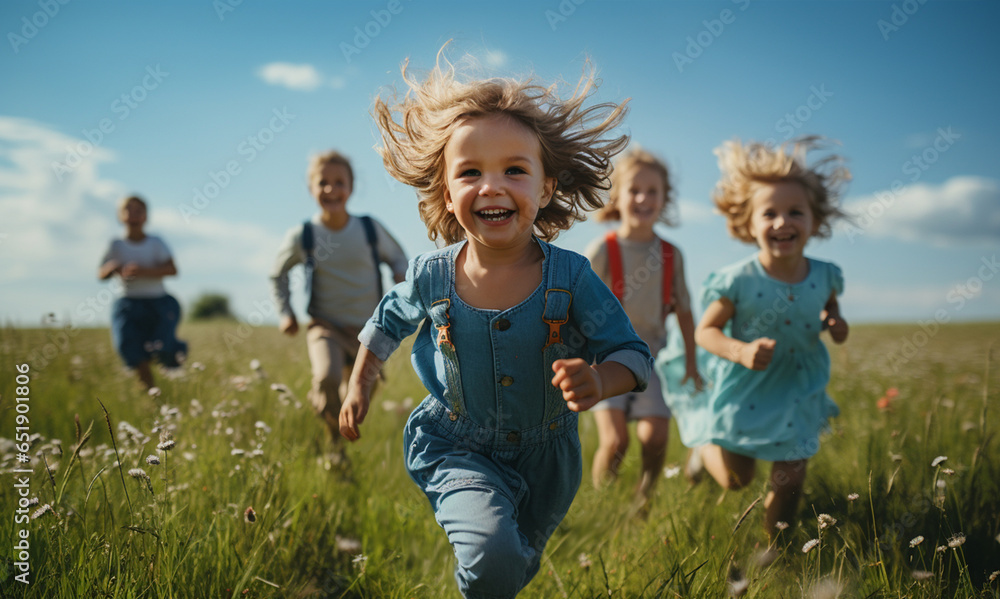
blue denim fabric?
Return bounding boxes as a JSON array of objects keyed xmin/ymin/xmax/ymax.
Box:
[
  {"xmin": 360, "ymin": 238, "xmax": 652, "ymax": 598},
  {"xmin": 111, "ymin": 295, "xmax": 187, "ymax": 368}
]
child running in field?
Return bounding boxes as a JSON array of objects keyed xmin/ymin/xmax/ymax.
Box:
[
  {"xmin": 339, "ymin": 53, "xmax": 652, "ymax": 598},
  {"xmin": 270, "ymin": 151, "xmax": 408, "ymax": 457},
  {"xmin": 663, "ymin": 136, "xmax": 850, "ymax": 557},
  {"xmin": 585, "ymin": 147, "xmax": 701, "ymax": 512},
  {"xmin": 99, "ymin": 195, "xmax": 188, "ymax": 390}
]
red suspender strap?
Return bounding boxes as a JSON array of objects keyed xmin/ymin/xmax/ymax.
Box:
[
  {"xmin": 661, "ymin": 240, "xmax": 674, "ymax": 309},
  {"xmin": 604, "ymin": 231, "xmax": 625, "ymax": 303}
]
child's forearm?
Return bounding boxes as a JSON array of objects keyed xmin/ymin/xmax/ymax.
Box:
[
  {"xmin": 350, "ymin": 346, "xmax": 384, "ymax": 396},
  {"xmin": 98, "ymin": 261, "xmax": 120, "ymax": 280},
  {"xmin": 696, "ymin": 325, "xmax": 746, "ymax": 365},
  {"xmin": 594, "ymin": 360, "xmax": 638, "ymax": 399},
  {"xmin": 677, "ymin": 309, "xmax": 698, "ymax": 366}
]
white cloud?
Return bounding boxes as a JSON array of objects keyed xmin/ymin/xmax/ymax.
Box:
[
  {"xmin": 840, "ymin": 176, "xmax": 1000, "ymax": 247},
  {"xmin": 256, "ymin": 62, "xmax": 322, "ymax": 91},
  {"xmin": 0, "ymin": 117, "xmax": 283, "ymax": 325},
  {"xmin": 677, "ymin": 197, "xmax": 716, "ymax": 225},
  {"xmin": 484, "ymin": 49, "xmax": 508, "ymax": 68}
]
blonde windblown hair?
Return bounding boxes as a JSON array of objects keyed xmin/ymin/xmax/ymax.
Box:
[
  {"xmin": 712, "ymin": 136, "xmax": 850, "ymax": 243},
  {"xmin": 373, "ymin": 48, "xmax": 630, "ymax": 244},
  {"xmin": 594, "ymin": 145, "xmax": 676, "ymax": 226}
]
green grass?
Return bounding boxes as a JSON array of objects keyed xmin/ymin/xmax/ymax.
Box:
[{"xmin": 1, "ymin": 321, "xmax": 998, "ymax": 598}]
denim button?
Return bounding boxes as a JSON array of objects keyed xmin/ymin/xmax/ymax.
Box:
[
  {"xmin": 506, "ymin": 431, "xmax": 520, "ymax": 443},
  {"xmin": 548, "ymin": 421, "xmax": 558, "ymax": 430},
  {"xmin": 493, "ymin": 318, "xmax": 510, "ymax": 331},
  {"xmin": 448, "ymin": 411, "xmax": 459, "ymax": 422},
  {"xmin": 500, "ymin": 376, "xmax": 514, "ymax": 387}
]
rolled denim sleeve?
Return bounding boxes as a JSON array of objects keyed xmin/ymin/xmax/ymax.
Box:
[{"xmin": 358, "ymin": 256, "xmax": 427, "ymax": 362}]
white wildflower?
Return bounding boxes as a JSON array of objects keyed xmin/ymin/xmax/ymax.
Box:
[
  {"xmin": 947, "ymin": 533, "xmax": 966, "ymax": 549},
  {"xmin": 352, "ymin": 554, "xmax": 368, "ymax": 570},
  {"xmin": 578, "ymin": 553, "xmax": 592, "ymax": 569},
  {"xmin": 936, "ymin": 545, "xmax": 948, "ymax": 553},
  {"xmin": 156, "ymin": 439, "xmax": 176, "ymax": 451},
  {"xmin": 190, "ymin": 361, "xmax": 205, "ymax": 371},
  {"xmin": 818, "ymin": 514, "xmax": 837, "ymax": 530},
  {"xmin": 941, "ymin": 468, "xmax": 954, "ymax": 475},
  {"xmin": 891, "ymin": 453, "xmax": 903, "ymax": 462},
  {"xmin": 989, "ymin": 571, "xmax": 999, "ymax": 582},
  {"xmin": 663, "ymin": 465, "xmax": 681, "ymax": 479},
  {"xmin": 401, "ymin": 396, "xmax": 414, "ymax": 409},
  {"xmin": 381, "ymin": 400, "xmax": 398, "ymax": 412},
  {"xmin": 231, "ymin": 448, "xmax": 245, "ymax": 456},
  {"xmin": 847, "ymin": 492, "xmax": 859, "ymax": 501},
  {"xmin": 145, "ymin": 455, "xmax": 160, "ymax": 466},
  {"xmin": 31, "ymin": 504, "xmax": 54, "ymax": 520},
  {"xmin": 270, "ymin": 383, "xmax": 289, "ymax": 393},
  {"xmin": 802, "ymin": 539, "xmax": 820, "ymax": 553},
  {"xmin": 254, "ymin": 421, "xmax": 272, "ymax": 434},
  {"xmin": 808, "ymin": 579, "xmax": 843, "ymax": 599},
  {"xmin": 775, "ymin": 521, "xmax": 789, "ymax": 531},
  {"xmin": 128, "ymin": 468, "xmax": 149, "ymax": 481},
  {"xmin": 148, "ymin": 386, "xmax": 161, "ymax": 398},
  {"xmin": 336, "ymin": 536, "xmax": 362, "ymax": 553},
  {"xmin": 250, "ymin": 359, "xmax": 261, "ymax": 371},
  {"xmin": 911, "ymin": 570, "xmax": 934, "ymax": 581},
  {"xmin": 728, "ymin": 576, "xmax": 749, "ymax": 597},
  {"xmin": 931, "ymin": 456, "xmax": 947, "ymax": 467},
  {"xmin": 909, "ymin": 535, "xmax": 924, "ymax": 548}
]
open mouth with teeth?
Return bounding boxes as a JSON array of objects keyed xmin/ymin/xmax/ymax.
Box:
[
  {"xmin": 771, "ymin": 232, "xmax": 797, "ymax": 244},
  {"xmin": 476, "ymin": 208, "xmax": 515, "ymax": 222}
]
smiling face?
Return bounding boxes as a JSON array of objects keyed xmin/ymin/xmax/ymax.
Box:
[
  {"xmin": 617, "ymin": 165, "xmax": 666, "ymax": 233},
  {"xmin": 748, "ymin": 181, "xmax": 817, "ymax": 260},
  {"xmin": 309, "ymin": 162, "xmax": 353, "ymax": 222},
  {"xmin": 443, "ymin": 114, "xmax": 556, "ymax": 254}
]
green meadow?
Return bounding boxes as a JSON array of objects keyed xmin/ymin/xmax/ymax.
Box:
[{"xmin": 1, "ymin": 321, "xmax": 998, "ymax": 598}]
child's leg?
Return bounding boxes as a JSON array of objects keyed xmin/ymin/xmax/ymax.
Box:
[
  {"xmin": 592, "ymin": 408, "xmax": 629, "ymax": 487},
  {"xmin": 150, "ymin": 295, "xmax": 187, "ymax": 367},
  {"xmin": 437, "ymin": 486, "xmax": 534, "ymax": 599},
  {"xmin": 305, "ymin": 323, "xmax": 346, "ymax": 443},
  {"xmin": 111, "ymin": 298, "xmax": 154, "ymax": 388},
  {"xmin": 635, "ymin": 416, "xmax": 669, "ymax": 500},
  {"xmin": 700, "ymin": 445, "xmax": 756, "ymax": 490},
  {"xmin": 765, "ymin": 459, "xmax": 808, "ymax": 541}
]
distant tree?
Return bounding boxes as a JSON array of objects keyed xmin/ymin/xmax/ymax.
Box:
[{"xmin": 189, "ymin": 292, "xmax": 235, "ymax": 320}]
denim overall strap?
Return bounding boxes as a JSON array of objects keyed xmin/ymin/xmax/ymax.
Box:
[
  {"xmin": 426, "ymin": 254, "xmax": 466, "ymax": 417},
  {"xmin": 541, "ymin": 245, "xmax": 574, "ymax": 422}
]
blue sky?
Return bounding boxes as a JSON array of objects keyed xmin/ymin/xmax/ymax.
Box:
[{"xmin": 2, "ymin": 0, "xmax": 998, "ymax": 328}]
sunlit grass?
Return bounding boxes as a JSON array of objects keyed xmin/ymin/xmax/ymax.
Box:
[{"xmin": 1, "ymin": 321, "xmax": 998, "ymax": 597}]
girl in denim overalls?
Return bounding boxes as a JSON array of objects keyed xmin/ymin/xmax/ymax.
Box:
[{"xmin": 339, "ymin": 54, "xmax": 652, "ymax": 599}]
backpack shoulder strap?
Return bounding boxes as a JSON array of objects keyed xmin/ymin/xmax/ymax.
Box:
[
  {"xmin": 360, "ymin": 215, "xmax": 383, "ymax": 297},
  {"xmin": 604, "ymin": 231, "xmax": 624, "ymax": 304},
  {"xmin": 301, "ymin": 221, "xmax": 316, "ymax": 316}
]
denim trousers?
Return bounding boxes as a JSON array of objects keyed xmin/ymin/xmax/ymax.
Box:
[
  {"xmin": 110, "ymin": 295, "xmax": 187, "ymax": 368},
  {"xmin": 404, "ymin": 399, "xmax": 581, "ymax": 599}
]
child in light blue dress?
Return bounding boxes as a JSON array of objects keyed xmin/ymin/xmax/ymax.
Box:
[
  {"xmin": 339, "ymin": 52, "xmax": 651, "ymax": 598},
  {"xmin": 658, "ymin": 136, "xmax": 850, "ymax": 551}
]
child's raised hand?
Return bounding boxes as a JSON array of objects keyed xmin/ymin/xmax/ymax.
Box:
[
  {"xmin": 339, "ymin": 385, "xmax": 369, "ymax": 442},
  {"xmin": 551, "ymin": 358, "xmax": 603, "ymax": 412},
  {"xmin": 740, "ymin": 338, "xmax": 776, "ymax": 371},
  {"xmin": 682, "ymin": 365, "xmax": 704, "ymax": 392},
  {"xmin": 279, "ymin": 315, "xmax": 299, "ymax": 336}
]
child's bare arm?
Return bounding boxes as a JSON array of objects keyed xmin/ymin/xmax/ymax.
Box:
[
  {"xmin": 822, "ymin": 292, "xmax": 849, "ymax": 344},
  {"xmin": 696, "ymin": 298, "xmax": 775, "ymax": 371},
  {"xmin": 551, "ymin": 358, "xmax": 637, "ymax": 412},
  {"xmin": 339, "ymin": 346, "xmax": 384, "ymax": 441},
  {"xmin": 121, "ymin": 258, "xmax": 178, "ymax": 279},
  {"xmin": 676, "ymin": 308, "xmax": 704, "ymax": 390},
  {"xmin": 98, "ymin": 260, "xmax": 121, "ymax": 280}
]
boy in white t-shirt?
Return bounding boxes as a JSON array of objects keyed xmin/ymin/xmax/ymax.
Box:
[
  {"xmin": 270, "ymin": 151, "xmax": 408, "ymax": 456},
  {"xmin": 99, "ymin": 195, "xmax": 188, "ymax": 389}
]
